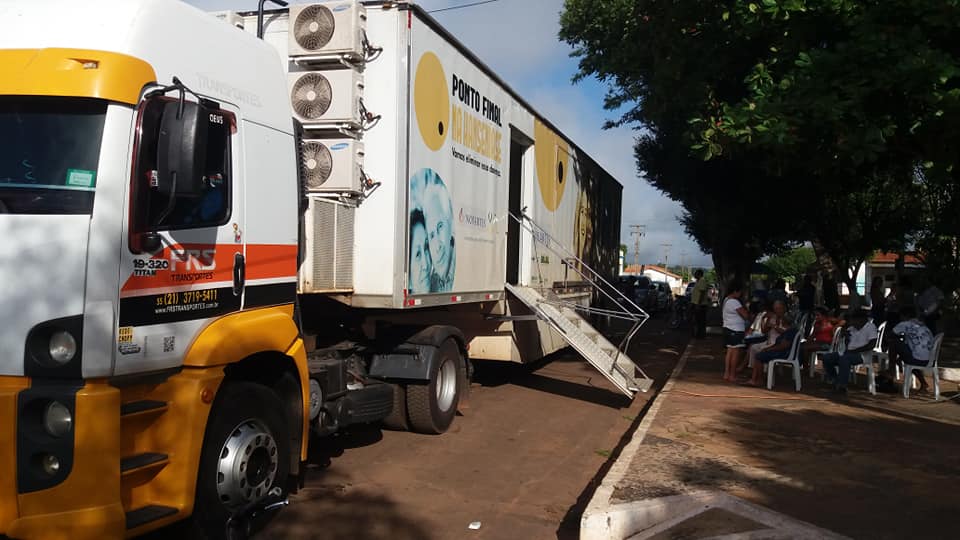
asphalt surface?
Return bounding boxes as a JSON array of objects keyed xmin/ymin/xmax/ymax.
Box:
[{"xmin": 258, "ymin": 316, "xmax": 688, "ymax": 540}]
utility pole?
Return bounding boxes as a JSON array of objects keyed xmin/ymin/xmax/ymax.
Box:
[
  {"xmin": 661, "ymin": 243, "xmax": 672, "ymax": 271},
  {"xmin": 681, "ymin": 251, "xmax": 687, "ymax": 281},
  {"xmin": 629, "ymin": 224, "xmax": 646, "ymax": 270}
]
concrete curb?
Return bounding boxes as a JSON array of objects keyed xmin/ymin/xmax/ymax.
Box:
[
  {"xmin": 580, "ymin": 341, "xmax": 693, "ymax": 540},
  {"xmin": 597, "ymin": 492, "xmax": 849, "ymax": 540},
  {"xmin": 580, "ymin": 342, "xmax": 851, "ymax": 540}
]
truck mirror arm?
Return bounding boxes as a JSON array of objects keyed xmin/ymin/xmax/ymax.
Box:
[{"xmin": 257, "ymin": 0, "xmax": 289, "ymax": 39}]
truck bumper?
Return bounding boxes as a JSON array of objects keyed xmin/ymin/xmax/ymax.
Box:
[{"xmin": 0, "ymin": 378, "xmax": 125, "ymax": 540}]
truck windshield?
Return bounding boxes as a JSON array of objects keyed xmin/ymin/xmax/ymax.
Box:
[{"xmin": 0, "ymin": 97, "xmax": 107, "ymax": 214}]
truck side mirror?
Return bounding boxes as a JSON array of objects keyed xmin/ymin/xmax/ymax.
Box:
[{"xmin": 157, "ymin": 100, "xmax": 208, "ymax": 198}]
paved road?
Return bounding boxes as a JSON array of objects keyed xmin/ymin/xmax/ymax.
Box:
[{"xmin": 259, "ymin": 317, "xmax": 687, "ymax": 540}]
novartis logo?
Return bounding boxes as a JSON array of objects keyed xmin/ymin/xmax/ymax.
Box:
[{"xmin": 458, "ymin": 208, "xmax": 489, "ymax": 229}]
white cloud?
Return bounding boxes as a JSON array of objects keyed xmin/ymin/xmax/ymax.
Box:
[{"xmin": 181, "ymin": 0, "xmax": 713, "ymax": 268}]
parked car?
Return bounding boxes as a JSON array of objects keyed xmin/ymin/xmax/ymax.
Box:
[
  {"xmin": 617, "ymin": 275, "xmax": 656, "ymax": 312},
  {"xmin": 652, "ymin": 281, "xmax": 674, "ymax": 312}
]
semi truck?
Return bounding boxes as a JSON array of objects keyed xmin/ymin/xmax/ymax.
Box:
[{"xmin": 0, "ymin": 0, "xmax": 652, "ymax": 537}]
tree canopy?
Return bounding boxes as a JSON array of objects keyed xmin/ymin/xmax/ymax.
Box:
[
  {"xmin": 560, "ymin": 0, "xmax": 960, "ymax": 292},
  {"xmin": 762, "ymin": 246, "xmax": 816, "ymax": 285}
]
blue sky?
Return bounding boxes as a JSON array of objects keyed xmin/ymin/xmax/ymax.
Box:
[{"xmin": 183, "ymin": 0, "xmax": 713, "ymax": 269}]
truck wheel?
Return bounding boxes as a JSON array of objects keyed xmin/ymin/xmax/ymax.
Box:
[
  {"xmin": 406, "ymin": 339, "xmax": 462, "ymax": 434},
  {"xmin": 193, "ymin": 382, "xmax": 290, "ymax": 539},
  {"xmin": 381, "ymin": 383, "xmax": 409, "ymax": 431}
]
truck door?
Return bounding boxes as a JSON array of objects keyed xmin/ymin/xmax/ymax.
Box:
[{"xmin": 115, "ymin": 95, "xmax": 244, "ymax": 376}]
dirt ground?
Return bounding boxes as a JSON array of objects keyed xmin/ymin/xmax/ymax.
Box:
[
  {"xmin": 249, "ymin": 316, "xmax": 687, "ymax": 540},
  {"xmin": 613, "ymin": 336, "xmax": 960, "ymax": 540}
]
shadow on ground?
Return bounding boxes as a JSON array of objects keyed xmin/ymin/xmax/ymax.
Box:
[{"xmin": 613, "ymin": 338, "xmax": 960, "ymax": 540}]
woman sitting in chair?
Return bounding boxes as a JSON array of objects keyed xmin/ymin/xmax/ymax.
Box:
[
  {"xmin": 743, "ymin": 300, "xmax": 788, "ymax": 375},
  {"xmin": 748, "ymin": 316, "xmax": 799, "ymax": 387},
  {"xmin": 801, "ymin": 308, "xmax": 844, "ymax": 363}
]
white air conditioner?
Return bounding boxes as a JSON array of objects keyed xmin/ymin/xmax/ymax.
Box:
[
  {"xmin": 302, "ymin": 197, "xmax": 354, "ymax": 291},
  {"xmin": 210, "ymin": 10, "xmax": 245, "ymax": 29},
  {"xmin": 288, "ymin": 69, "xmax": 363, "ymax": 126},
  {"xmin": 300, "ymin": 139, "xmax": 364, "ymax": 192},
  {"xmin": 287, "ymin": 1, "xmax": 366, "ymax": 59}
]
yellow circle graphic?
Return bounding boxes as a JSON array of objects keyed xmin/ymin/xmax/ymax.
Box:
[
  {"xmin": 534, "ymin": 119, "xmax": 569, "ymax": 212},
  {"xmin": 414, "ymin": 52, "xmax": 449, "ymax": 152}
]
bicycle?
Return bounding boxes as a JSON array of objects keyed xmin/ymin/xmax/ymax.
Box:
[{"xmin": 669, "ymin": 295, "xmax": 690, "ymax": 329}]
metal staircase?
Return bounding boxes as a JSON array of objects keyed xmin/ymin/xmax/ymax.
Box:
[
  {"xmin": 506, "ymin": 211, "xmax": 653, "ymax": 397},
  {"xmin": 506, "ymin": 284, "xmax": 652, "ymax": 395}
]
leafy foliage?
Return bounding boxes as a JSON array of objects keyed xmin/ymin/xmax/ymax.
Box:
[
  {"xmin": 763, "ymin": 246, "xmax": 816, "ymax": 285},
  {"xmin": 560, "ymin": 0, "xmax": 958, "ymax": 290}
]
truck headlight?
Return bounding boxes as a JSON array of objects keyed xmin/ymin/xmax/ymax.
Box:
[
  {"xmin": 43, "ymin": 401, "xmax": 73, "ymax": 438},
  {"xmin": 48, "ymin": 331, "xmax": 77, "ymax": 365},
  {"xmin": 40, "ymin": 454, "xmax": 61, "ymax": 476}
]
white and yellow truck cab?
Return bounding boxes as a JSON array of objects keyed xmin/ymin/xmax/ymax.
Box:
[{"xmin": 0, "ymin": 0, "xmax": 650, "ymax": 538}]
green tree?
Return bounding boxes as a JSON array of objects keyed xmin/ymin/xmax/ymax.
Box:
[
  {"xmin": 763, "ymin": 246, "xmax": 816, "ymax": 286},
  {"xmin": 560, "ymin": 0, "xmax": 952, "ymax": 288},
  {"xmin": 560, "ymin": 0, "xmax": 812, "ymax": 284}
]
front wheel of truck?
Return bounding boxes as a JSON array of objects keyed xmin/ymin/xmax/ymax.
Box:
[
  {"xmin": 406, "ymin": 339, "xmax": 463, "ymax": 434},
  {"xmin": 193, "ymin": 381, "xmax": 291, "ymax": 539}
]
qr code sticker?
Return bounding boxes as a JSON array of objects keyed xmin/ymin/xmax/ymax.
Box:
[{"xmin": 163, "ymin": 336, "xmax": 175, "ymax": 353}]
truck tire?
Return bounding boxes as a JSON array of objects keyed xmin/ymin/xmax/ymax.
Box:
[
  {"xmin": 381, "ymin": 383, "xmax": 409, "ymax": 431},
  {"xmin": 406, "ymin": 339, "xmax": 462, "ymax": 434},
  {"xmin": 193, "ymin": 381, "xmax": 290, "ymax": 540}
]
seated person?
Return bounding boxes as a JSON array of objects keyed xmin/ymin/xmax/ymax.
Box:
[
  {"xmin": 891, "ymin": 305, "xmax": 935, "ymax": 393},
  {"xmin": 745, "ymin": 300, "xmax": 787, "ymax": 372},
  {"xmin": 749, "ymin": 315, "xmax": 799, "ymax": 386},
  {"xmin": 801, "ymin": 307, "xmax": 845, "ymax": 359},
  {"xmin": 822, "ymin": 311, "xmax": 877, "ymax": 393}
]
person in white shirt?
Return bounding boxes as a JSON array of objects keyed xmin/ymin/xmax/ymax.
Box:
[
  {"xmin": 722, "ymin": 282, "xmax": 752, "ymax": 382},
  {"xmin": 822, "ymin": 311, "xmax": 877, "ymax": 393},
  {"xmin": 891, "ymin": 305, "xmax": 935, "ymax": 393}
]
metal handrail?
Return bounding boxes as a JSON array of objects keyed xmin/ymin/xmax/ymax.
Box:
[
  {"xmin": 508, "ymin": 210, "xmax": 650, "ymax": 368},
  {"xmin": 509, "ymin": 211, "xmax": 648, "ymax": 318}
]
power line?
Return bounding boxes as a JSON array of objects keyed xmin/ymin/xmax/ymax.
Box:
[{"xmin": 428, "ymin": 0, "xmax": 501, "ymax": 14}]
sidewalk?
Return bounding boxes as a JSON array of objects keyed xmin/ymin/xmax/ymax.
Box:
[{"xmin": 583, "ymin": 336, "xmax": 960, "ymax": 540}]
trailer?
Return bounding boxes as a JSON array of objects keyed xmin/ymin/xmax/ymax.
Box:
[{"xmin": 0, "ymin": 1, "xmax": 650, "ymax": 538}]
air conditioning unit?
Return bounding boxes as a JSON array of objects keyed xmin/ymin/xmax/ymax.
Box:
[
  {"xmin": 210, "ymin": 10, "xmax": 245, "ymax": 29},
  {"xmin": 302, "ymin": 198, "xmax": 354, "ymax": 291},
  {"xmin": 288, "ymin": 69, "xmax": 363, "ymax": 127},
  {"xmin": 287, "ymin": 1, "xmax": 366, "ymax": 59},
  {"xmin": 300, "ymin": 139, "xmax": 364, "ymax": 192}
]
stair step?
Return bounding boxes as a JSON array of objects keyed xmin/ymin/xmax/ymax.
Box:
[
  {"xmin": 121, "ymin": 452, "xmax": 169, "ymax": 475},
  {"xmin": 125, "ymin": 505, "xmax": 178, "ymax": 530},
  {"xmin": 120, "ymin": 399, "xmax": 168, "ymax": 418},
  {"xmin": 506, "ymin": 283, "xmax": 652, "ymax": 396}
]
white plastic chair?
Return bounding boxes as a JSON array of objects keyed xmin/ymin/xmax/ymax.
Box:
[
  {"xmin": 767, "ymin": 331, "xmax": 804, "ymax": 391},
  {"xmin": 903, "ymin": 333, "xmax": 943, "ymax": 401},
  {"xmin": 872, "ymin": 322, "xmax": 890, "ymax": 371},
  {"xmin": 809, "ymin": 326, "xmax": 843, "ymax": 378},
  {"xmin": 855, "ymin": 351, "xmax": 877, "ymax": 395}
]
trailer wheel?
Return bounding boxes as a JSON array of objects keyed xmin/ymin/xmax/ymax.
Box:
[
  {"xmin": 406, "ymin": 339, "xmax": 463, "ymax": 434},
  {"xmin": 381, "ymin": 383, "xmax": 409, "ymax": 431},
  {"xmin": 193, "ymin": 382, "xmax": 290, "ymax": 539}
]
